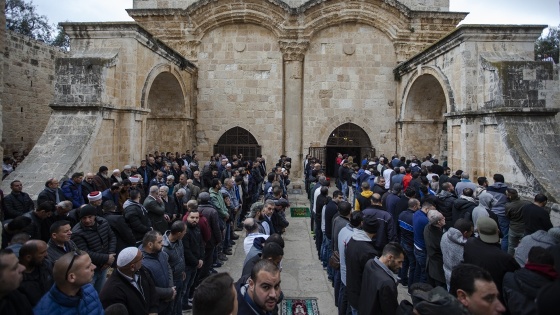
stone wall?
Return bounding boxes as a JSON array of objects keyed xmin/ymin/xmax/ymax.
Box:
[
  {"xmin": 0, "ymin": 0, "xmax": 5, "ymax": 159},
  {"xmin": 2, "ymin": 31, "xmax": 65, "ymax": 157},
  {"xmin": 303, "ymin": 23, "xmax": 397, "ymax": 153},
  {"xmin": 195, "ymin": 24, "xmax": 284, "ymax": 160}
]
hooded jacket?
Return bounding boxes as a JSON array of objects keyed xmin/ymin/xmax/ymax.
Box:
[
  {"xmin": 486, "ymin": 182, "xmax": 508, "ymax": 216},
  {"xmin": 345, "ymin": 229, "xmax": 379, "ymax": 309},
  {"xmin": 355, "ymin": 190, "xmax": 373, "ymax": 211},
  {"xmin": 435, "ymin": 190, "xmax": 457, "ymax": 228},
  {"xmin": 451, "ymin": 195, "xmax": 477, "ymax": 225},
  {"xmin": 440, "ymin": 227, "xmax": 468, "ymax": 287},
  {"xmin": 515, "ymin": 230, "xmax": 559, "ymax": 267},
  {"xmin": 471, "ymin": 192, "xmax": 494, "ymax": 230},
  {"xmin": 503, "ymin": 266, "xmax": 557, "ymax": 315}
]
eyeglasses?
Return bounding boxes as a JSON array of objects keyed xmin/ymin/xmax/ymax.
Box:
[{"xmin": 65, "ymin": 250, "xmax": 83, "ymax": 279}]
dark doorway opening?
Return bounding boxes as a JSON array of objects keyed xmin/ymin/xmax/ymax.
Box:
[
  {"xmin": 214, "ymin": 127, "xmax": 261, "ymax": 162},
  {"xmin": 325, "ymin": 146, "xmax": 361, "ymax": 178}
]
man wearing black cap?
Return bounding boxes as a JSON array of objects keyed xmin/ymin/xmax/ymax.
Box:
[
  {"xmin": 71, "ymin": 204, "xmax": 117, "ymax": 292},
  {"xmin": 93, "ymin": 166, "xmax": 111, "ymax": 192},
  {"xmin": 345, "ymin": 214, "xmax": 379, "ymax": 314}
]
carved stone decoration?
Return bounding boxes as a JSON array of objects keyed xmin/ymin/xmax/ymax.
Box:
[
  {"xmin": 279, "ymin": 40, "xmax": 310, "ymax": 62},
  {"xmin": 343, "ymin": 44, "xmax": 355, "ymax": 55},
  {"xmin": 234, "ymin": 42, "xmax": 246, "ymax": 52}
]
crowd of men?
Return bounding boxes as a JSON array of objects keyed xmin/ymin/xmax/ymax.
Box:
[
  {"xmin": 304, "ymin": 153, "xmax": 559, "ymax": 315},
  {"xmin": 0, "ymin": 151, "xmax": 293, "ymax": 314},
  {"xmin": 0, "ymin": 149, "xmax": 559, "ymax": 315}
]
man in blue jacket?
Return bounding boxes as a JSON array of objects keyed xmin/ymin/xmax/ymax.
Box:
[
  {"xmin": 61, "ymin": 173, "xmax": 85, "ymax": 208},
  {"xmin": 34, "ymin": 250, "xmax": 103, "ymax": 314}
]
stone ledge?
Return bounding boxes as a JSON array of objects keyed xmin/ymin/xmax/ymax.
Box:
[{"xmin": 444, "ymin": 107, "xmax": 560, "ymax": 119}]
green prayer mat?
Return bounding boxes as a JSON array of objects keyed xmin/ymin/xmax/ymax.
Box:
[{"xmin": 280, "ymin": 297, "xmax": 320, "ymax": 315}]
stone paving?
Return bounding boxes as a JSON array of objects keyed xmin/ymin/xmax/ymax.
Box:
[{"xmin": 185, "ymin": 185, "xmax": 410, "ymax": 314}]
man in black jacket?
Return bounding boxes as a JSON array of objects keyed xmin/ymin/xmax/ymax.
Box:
[
  {"xmin": 435, "ymin": 182, "xmax": 457, "ymax": 229},
  {"xmin": 182, "ymin": 210, "xmax": 204, "ymax": 311},
  {"xmin": 102, "ymin": 200, "xmax": 135, "ymax": 255},
  {"xmin": 345, "ymin": 214, "xmax": 379, "ymax": 313},
  {"xmin": 3, "ymin": 180, "xmax": 34, "ymax": 220},
  {"xmin": 71, "ymin": 204, "xmax": 116, "ymax": 292},
  {"xmin": 123, "ymin": 189, "xmax": 152, "ymax": 243},
  {"xmin": 0, "ymin": 249, "xmax": 33, "ymax": 315},
  {"xmin": 359, "ymin": 242, "xmax": 404, "ymax": 315},
  {"xmin": 99, "ymin": 246, "xmax": 159, "ymax": 314},
  {"xmin": 18, "ymin": 240, "xmax": 53, "ymax": 306},
  {"xmin": 37, "ymin": 178, "xmax": 67, "ymax": 207}
]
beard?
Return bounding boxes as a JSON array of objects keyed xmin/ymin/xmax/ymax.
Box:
[{"xmin": 102, "ymin": 173, "xmax": 110, "ymax": 179}]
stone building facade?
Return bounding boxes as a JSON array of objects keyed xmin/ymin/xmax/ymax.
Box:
[{"xmin": 1, "ymin": 0, "xmax": 559, "ymax": 221}]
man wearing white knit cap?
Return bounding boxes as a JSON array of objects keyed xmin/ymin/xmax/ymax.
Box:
[{"xmin": 100, "ymin": 246, "xmax": 158, "ymax": 314}]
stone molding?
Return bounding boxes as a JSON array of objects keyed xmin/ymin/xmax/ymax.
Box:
[{"xmin": 279, "ymin": 40, "xmax": 309, "ymax": 61}]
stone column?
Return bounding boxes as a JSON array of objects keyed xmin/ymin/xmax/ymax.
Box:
[{"xmin": 279, "ymin": 40, "xmax": 308, "ymax": 180}]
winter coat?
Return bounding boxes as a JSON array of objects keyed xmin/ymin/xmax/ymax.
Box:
[
  {"xmin": 0, "ymin": 289, "xmax": 33, "ymax": 315},
  {"xmin": 451, "ymin": 196, "xmax": 477, "ymax": 225},
  {"xmin": 163, "ymin": 231, "xmax": 186, "ymax": 280},
  {"xmin": 359, "ymin": 258, "xmax": 398, "ymax": 315},
  {"xmin": 440, "ymin": 228, "xmax": 468, "ymax": 287},
  {"xmin": 503, "ymin": 267, "xmax": 556, "ymax": 315},
  {"xmin": 61, "ymin": 180, "xmax": 84, "ymax": 208},
  {"xmin": 139, "ymin": 245, "xmax": 174, "ymax": 312},
  {"xmin": 47, "ymin": 239, "xmax": 78, "ymax": 264},
  {"xmin": 424, "ymin": 224, "xmax": 445, "ymax": 284},
  {"xmin": 37, "ymin": 188, "xmax": 67, "ymax": 207},
  {"xmin": 19, "ymin": 260, "xmax": 53, "ymax": 306},
  {"xmin": 99, "ymin": 267, "xmax": 159, "ymax": 315},
  {"xmin": 522, "ymin": 203, "xmax": 553, "ymax": 235},
  {"xmin": 71, "ymin": 217, "xmax": 116, "ymax": 268},
  {"xmin": 123, "ymin": 199, "xmax": 152, "ymax": 242},
  {"xmin": 34, "ymin": 283, "xmax": 103, "ymax": 315},
  {"xmin": 515, "ymin": 230, "xmax": 559, "ymax": 267},
  {"xmin": 435, "ymin": 190, "xmax": 457, "ymax": 228},
  {"xmin": 362, "ymin": 205, "xmax": 397, "ymax": 251},
  {"xmin": 143, "ymin": 195, "xmax": 168, "ymax": 234},
  {"xmin": 198, "ymin": 203, "xmax": 222, "ymax": 247},
  {"xmin": 486, "ymin": 182, "xmax": 508, "ymax": 217},
  {"xmin": 355, "ymin": 190, "xmax": 373, "ymax": 211},
  {"xmin": 209, "ymin": 188, "xmax": 229, "ymax": 219},
  {"xmin": 464, "ymin": 237, "xmax": 519, "ymax": 295},
  {"xmin": 80, "ymin": 181, "xmax": 95, "ymax": 205},
  {"xmin": 345, "ymin": 229, "xmax": 379, "ymax": 309},
  {"xmin": 472, "ymin": 192, "xmax": 494, "ymax": 230},
  {"xmin": 103, "ymin": 211, "xmax": 136, "ymax": 253},
  {"xmin": 506, "ymin": 199, "xmax": 531, "ymax": 234},
  {"xmin": 183, "ymin": 223, "xmax": 204, "ymax": 268},
  {"xmin": 92, "ymin": 173, "xmax": 111, "ymax": 192},
  {"xmin": 3, "ymin": 192, "xmax": 34, "ymax": 220},
  {"xmin": 385, "ymin": 192, "xmax": 402, "ymax": 236}
]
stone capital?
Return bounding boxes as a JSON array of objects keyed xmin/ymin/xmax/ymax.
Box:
[{"xmin": 279, "ymin": 40, "xmax": 309, "ymax": 62}]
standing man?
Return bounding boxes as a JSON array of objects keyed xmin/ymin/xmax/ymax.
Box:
[
  {"xmin": 37, "ymin": 178, "xmax": 67, "ymax": 206},
  {"xmin": 485, "ymin": 174, "xmax": 509, "ymax": 251},
  {"xmin": 71, "ymin": 205, "xmax": 116, "ymax": 292},
  {"xmin": 144, "ymin": 186, "xmax": 168, "ymax": 234},
  {"xmin": 358, "ymin": 242, "xmax": 405, "ymax": 315},
  {"xmin": 413, "ymin": 201, "xmax": 435, "ymax": 284},
  {"xmin": 34, "ymin": 251, "xmax": 103, "ymax": 314},
  {"xmin": 424, "ymin": 210, "xmax": 446, "ymax": 288},
  {"xmin": 398, "ymin": 198, "xmax": 419, "ymax": 288},
  {"xmin": 123, "ymin": 189, "xmax": 153, "ymax": 244},
  {"xmin": 182, "ymin": 210, "xmax": 205, "ymax": 311},
  {"xmin": 522, "ymin": 193, "xmax": 552, "ymax": 235},
  {"xmin": 140, "ymin": 230, "xmax": 176, "ymax": 314},
  {"xmin": 61, "ymin": 173, "xmax": 85, "ymax": 208},
  {"xmin": 193, "ymin": 272, "xmax": 238, "ymax": 315},
  {"xmin": 163, "ymin": 221, "xmax": 187, "ymax": 315},
  {"xmin": 47, "ymin": 220, "xmax": 78, "ymax": 263},
  {"xmin": 362, "ymin": 193, "xmax": 397, "ymax": 252},
  {"xmin": 3, "ymin": 180, "xmax": 34, "ymax": 220},
  {"xmin": 99, "ymin": 247, "xmax": 159, "ymax": 314}
]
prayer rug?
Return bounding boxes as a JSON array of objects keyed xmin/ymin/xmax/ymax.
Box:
[
  {"xmin": 280, "ymin": 297, "xmax": 320, "ymax": 315},
  {"xmin": 290, "ymin": 207, "xmax": 310, "ymax": 217}
]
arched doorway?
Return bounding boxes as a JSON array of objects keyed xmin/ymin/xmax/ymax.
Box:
[
  {"xmin": 145, "ymin": 71, "xmax": 188, "ymax": 153},
  {"xmin": 311, "ymin": 123, "xmax": 374, "ymax": 177},
  {"xmin": 401, "ymin": 74, "xmax": 447, "ymax": 159},
  {"xmin": 214, "ymin": 127, "xmax": 261, "ymax": 162}
]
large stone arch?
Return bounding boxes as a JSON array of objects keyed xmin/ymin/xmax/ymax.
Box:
[
  {"xmin": 300, "ymin": 0, "xmax": 410, "ymax": 42},
  {"xmin": 144, "ymin": 66, "xmax": 191, "ymax": 153},
  {"xmin": 185, "ymin": 0, "xmax": 288, "ymax": 41},
  {"xmin": 141, "ymin": 63, "xmax": 190, "ymax": 112},
  {"xmin": 399, "ymin": 68, "xmax": 451, "ymax": 158}
]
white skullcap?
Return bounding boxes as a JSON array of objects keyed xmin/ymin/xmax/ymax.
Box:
[
  {"xmin": 117, "ymin": 247, "xmax": 140, "ymax": 267},
  {"xmin": 123, "ymin": 165, "xmax": 131, "ymax": 169},
  {"xmin": 177, "ymin": 188, "xmax": 187, "ymax": 195},
  {"xmin": 368, "ymin": 161, "xmax": 375, "ymax": 165},
  {"xmin": 226, "ymin": 163, "xmax": 232, "ymax": 168},
  {"xmin": 113, "ymin": 169, "xmax": 120, "ymax": 174},
  {"xmin": 129, "ymin": 175, "xmax": 140, "ymax": 183}
]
